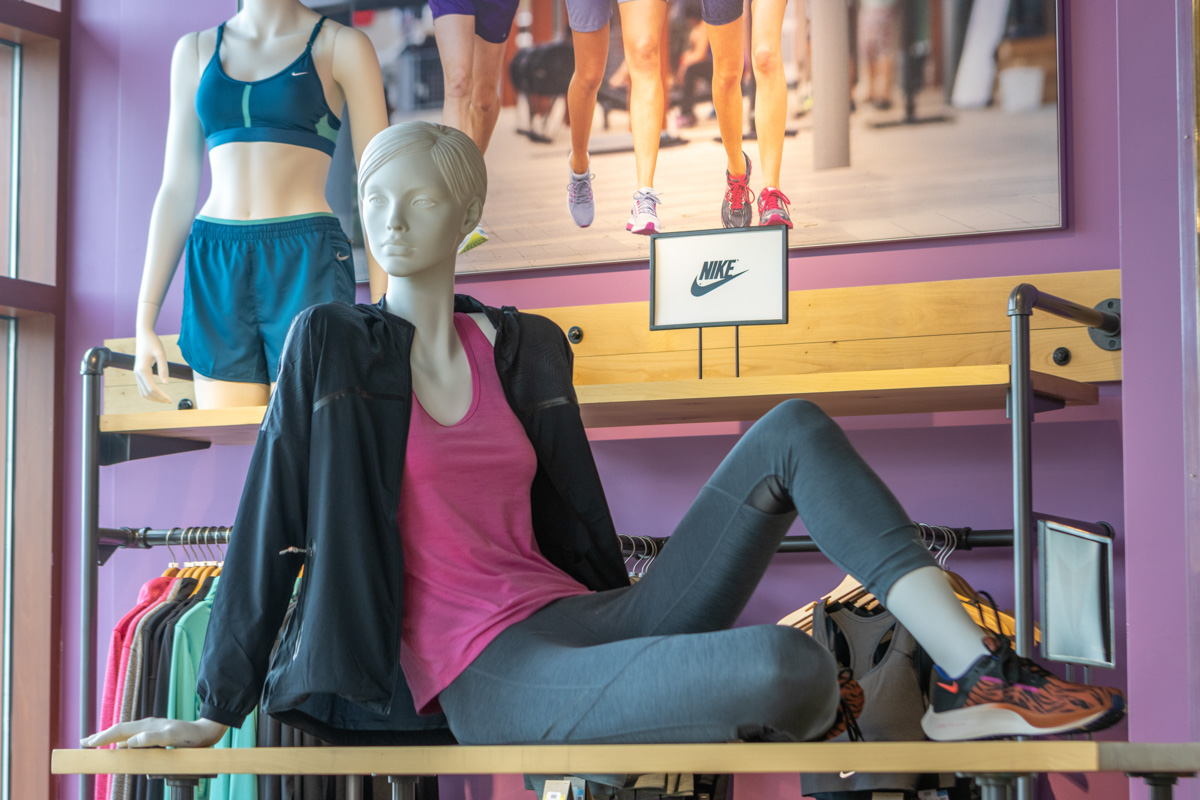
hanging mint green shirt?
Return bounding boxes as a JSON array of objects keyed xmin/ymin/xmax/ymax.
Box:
[{"xmin": 168, "ymin": 577, "xmax": 258, "ymax": 800}]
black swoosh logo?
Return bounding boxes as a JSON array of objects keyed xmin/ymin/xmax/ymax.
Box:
[{"xmin": 690, "ymin": 270, "xmax": 748, "ymax": 297}]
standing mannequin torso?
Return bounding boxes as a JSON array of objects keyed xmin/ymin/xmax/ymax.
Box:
[
  {"xmin": 133, "ymin": 0, "xmax": 388, "ymax": 409},
  {"xmin": 194, "ymin": 16, "xmax": 344, "ymax": 220}
]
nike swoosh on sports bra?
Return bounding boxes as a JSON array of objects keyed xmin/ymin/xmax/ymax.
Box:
[{"xmin": 195, "ymin": 16, "xmax": 342, "ymax": 156}]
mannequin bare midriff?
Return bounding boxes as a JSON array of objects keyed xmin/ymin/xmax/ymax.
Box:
[{"xmin": 134, "ymin": 0, "xmax": 388, "ymax": 410}]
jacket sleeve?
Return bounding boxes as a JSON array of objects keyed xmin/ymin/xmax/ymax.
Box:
[
  {"xmin": 516, "ymin": 314, "xmax": 630, "ymax": 591},
  {"xmin": 195, "ymin": 310, "xmax": 318, "ymax": 728}
]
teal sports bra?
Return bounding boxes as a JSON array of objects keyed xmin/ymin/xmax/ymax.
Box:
[{"xmin": 195, "ymin": 16, "xmax": 342, "ymax": 156}]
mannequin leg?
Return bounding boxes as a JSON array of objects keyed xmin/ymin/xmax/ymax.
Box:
[
  {"xmin": 192, "ymin": 375, "xmax": 270, "ymax": 410},
  {"xmin": 441, "ymin": 611, "xmax": 839, "ymax": 744},
  {"xmin": 441, "ymin": 399, "xmax": 920, "ymax": 743}
]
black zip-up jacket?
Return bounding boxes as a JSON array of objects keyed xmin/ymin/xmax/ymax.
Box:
[{"xmin": 195, "ymin": 296, "xmax": 630, "ymax": 744}]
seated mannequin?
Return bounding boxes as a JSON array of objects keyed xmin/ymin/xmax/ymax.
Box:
[
  {"xmin": 84, "ymin": 121, "xmax": 1125, "ymax": 752},
  {"xmin": 132, "ymin": 0, "xmax": 388, "ymax": 410}
]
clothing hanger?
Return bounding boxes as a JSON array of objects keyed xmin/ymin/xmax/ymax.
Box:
[
  {"xmin": 779, "ymin": 572, "xmax": 875, "ymax": 633},
  {"xmin": 190, "ymin": 527, "xmax": 217, "ymax": 595},
  {"xmin": 178, "ymin": 528, "xmax": 197, "ymax": 579},
  {"xmin": 213, "ymin": 526, "xmax": 225, "ymax": 576},
  {"xmin": 634, "ymin": 536, "xmax": 658, "ymax": 578},
  {"xmin": 161, "ymin": 528, "xmax": 181, "ymax": 577}
]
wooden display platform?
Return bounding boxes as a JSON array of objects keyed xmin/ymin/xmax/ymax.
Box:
[
  {"xmin": 96, "ymin": 366, "xmax": 1097, "ymax": 445},
  {"xmin": 52, "ymin": 741, "xmax": 1200, "ymax": 777}
]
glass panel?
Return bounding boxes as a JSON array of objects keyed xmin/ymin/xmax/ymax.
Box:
[
  {"xmin": 0, "ymin": 44, "xmax": 13, "ymax": 279},
  {"xmin": 0, "ymin": 316, "xmax": 9, "ymax": 798},
  {"xmin": 15, "ymin": 39, "xmax": 58, "ymax": 286}
]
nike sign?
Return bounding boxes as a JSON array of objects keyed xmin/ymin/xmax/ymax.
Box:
[{"xmin": 690, "ymin": 270, "xmax": 747, "ymax": 297}]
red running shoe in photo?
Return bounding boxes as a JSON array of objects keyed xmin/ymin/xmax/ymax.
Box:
[
  {"xmin": 627, "ymin": 188, "xmax": 663, "ymax": 235},
  {"xmin": 758, "ymin": 186, "xmax": 794, "ymax": 229},
  {"xmin": 921, "ymin": 634, "xmax": 1126, "ymax": 740},
  {"xmin": 722, "ymin": 151, "xmax": 754, "ymax": 228}
]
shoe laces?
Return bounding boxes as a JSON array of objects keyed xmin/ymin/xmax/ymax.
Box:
[
  {"xmin": 835, "ymin": 668, "xmax": 865, "ymax": 742},
  {"xmin": 972, "ymin": 591, "xmax": 1051, "ymax": 687},
  {"xmin": 568, "ymin": 174, "xmax": 595, "ymax": 204},
  {"xmin": 633, "ymin": 189, "xmax": 663, "ymax": 217},
  {"xmin": 725, "ymin": 171, "xmax": 752, "ymax": 210},
  {"xmin": 759, "ymin": 187, "xmax": 791, "ymax": 214}
]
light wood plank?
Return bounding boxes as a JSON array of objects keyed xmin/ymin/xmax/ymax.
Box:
[
  {"xmin": 533, "ymin": 270, "xmax": 1121, "ymax": 359},
  {"xmin": 100, "ymin": 407, "xmax": 267, "ymax": 447},
  {"xmin": 99, "ymin": 271, "xmax": 1121, "ymax": 415},
  {"xmin": 100, "ymin": 335, "xmax": 197, "ymax": 415},
  {"xmin": 572, "ymin": 328, "xmax": 1120, "ymax": 385},
  {"xmin": 51, "ymin": 742, "xmax": 1200, "ymax": 777},
  {"xmin": 576, "ymin": 368, "xmax": 1096, "ymax": 427},
  {"xmin": 96, "ymin": 367, "xmax": 1097, "ymax": 443}
]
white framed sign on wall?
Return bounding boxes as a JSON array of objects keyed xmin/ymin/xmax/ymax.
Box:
[
  {"xmin": 650, "ymin": 226, "xmax": 788, "ymax": 378},
  {"xmin": 650, "ymin": 226, "xmax": 789, "ymax": 331}
]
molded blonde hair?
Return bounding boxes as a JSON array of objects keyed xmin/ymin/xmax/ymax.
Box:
[{"xmin": 357, "ymin": 121, "xmax": 487, "ymax": 209}]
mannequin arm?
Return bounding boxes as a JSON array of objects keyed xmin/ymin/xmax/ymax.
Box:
[
  {"xmin": 134, "ymin": 32, "xmax": 207, "ymax": 401},
  {"xmin": 81, "ymin": 717, "xmax": 228, "ymax": 749},
  {"xmin": 332, "ymin": 25, "xmax": 390, "ymax": 303}
]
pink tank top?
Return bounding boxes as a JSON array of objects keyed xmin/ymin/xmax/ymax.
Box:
[{"xmin": 398, "ymin": 313, "xmax": 590, "ymax": 714}]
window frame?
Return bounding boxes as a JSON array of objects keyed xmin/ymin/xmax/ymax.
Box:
[{"xmin": 0, "ymin": 0, "xmax": 68, "ymax": 798}]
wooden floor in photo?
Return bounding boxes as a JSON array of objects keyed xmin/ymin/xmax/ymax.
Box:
[{"xmin": 443, "ymin": 88, "xmax": 1060, "ymax": 274}]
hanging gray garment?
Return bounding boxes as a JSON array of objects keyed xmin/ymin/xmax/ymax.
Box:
[{"xmin": 801, "ymin": 604, "xmax": 953, "ymax": 796}]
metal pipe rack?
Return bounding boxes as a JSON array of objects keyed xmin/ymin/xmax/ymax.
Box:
[{"xmin": 76, "ymin": 285, "xmax": 1123, "ymax": 800}]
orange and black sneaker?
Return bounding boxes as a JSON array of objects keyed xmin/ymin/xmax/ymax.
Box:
[
  {"xmin": 921, "ymin": 634, "xmax": 1125, "ymax": 740},
  {"xmin": 821, "ymin": 668, "xmax": 866, "ymax": 741}
]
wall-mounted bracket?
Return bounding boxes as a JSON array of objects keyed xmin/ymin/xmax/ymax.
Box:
[{"xmin": 1088, "ymin": 299, "xmax": 1121, "ymax": 351}]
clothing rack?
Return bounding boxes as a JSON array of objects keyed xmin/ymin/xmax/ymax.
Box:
[
  {"xmin": 75, "ymin": 284, "xmax": 1121, "ymax": 800},
  {"xmin": 618, "ymin": 527, "xmax": 1015, "ymax": 558},
  {"xmin": 95, "ymin": 526, "xmax": 232, "ymax": 567}
]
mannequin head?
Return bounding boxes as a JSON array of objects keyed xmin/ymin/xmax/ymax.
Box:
[{"xmin": 358, "ymin": 122, "xmax": 486, "ymax": 280}]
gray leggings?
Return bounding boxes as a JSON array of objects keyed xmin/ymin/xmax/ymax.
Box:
[{"xmin": 439, "ymin": 399, "xmax": 936, "ymax": 744}]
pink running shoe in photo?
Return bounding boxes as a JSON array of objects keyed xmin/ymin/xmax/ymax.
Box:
[
  {"xmin": 627, "ymin": 188, "xmax": 663, "ymax": 235},
  {"xmin": 758, "ymin": 187, "xmax": 794, "ymax": 229}
]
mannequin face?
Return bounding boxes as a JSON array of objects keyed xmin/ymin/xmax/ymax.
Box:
[{"xmin": 360, "ymin": 150, "xmax": 481, "ymax": 279}]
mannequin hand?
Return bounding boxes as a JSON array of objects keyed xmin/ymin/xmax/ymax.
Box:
[
  {"xmin": 81, "ymin": 717, "xmax": 228, "ymax": 749},
  {"xmin": 133, "ymin": 328, "xmax": 172, "ymax": 403}
]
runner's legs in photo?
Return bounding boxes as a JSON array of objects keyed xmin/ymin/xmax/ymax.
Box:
[
  {"xmin": 703, "ymin": 3, "xmax": 753, "ymax": 227},
  {"xmin": 618, "ymin": 0, "xmax": 669, "ymax": 234},
  {"xmin": 433, "ymin": 5, "xmax": 515, "ymax": 252},
  {"xmin": 750, "ymin": 0, "xmax": 795, "ymax": 228},
  {"xmin": 564, "ymin": 0, "xmax": 612, "ymax": 228}
]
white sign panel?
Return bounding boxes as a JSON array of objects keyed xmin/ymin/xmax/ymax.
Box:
[{"xmin": 650, "ymin": 226, "xmax": 788, "ymax": 330}]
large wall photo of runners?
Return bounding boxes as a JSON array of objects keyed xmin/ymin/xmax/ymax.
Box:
[{"xmin": 339, "ymin": 0, "xmax": 1062, "ymax": 274}]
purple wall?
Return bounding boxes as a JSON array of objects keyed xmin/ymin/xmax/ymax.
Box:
[{"xmin": 57, "ymin": 2, "xmax": 1197, "ymax": 800}]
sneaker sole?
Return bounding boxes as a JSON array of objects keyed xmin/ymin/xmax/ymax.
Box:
[
  {"xmin": 458, "ymin": 234, "xmax": 487, "ymax": 255},
  {"xmin": 627, "ymin": 218, "xmax": 661, "ymax": 235},
  {"xmin": 920, "ymin": 699, "xmax": 1122, "ymax": 741}
]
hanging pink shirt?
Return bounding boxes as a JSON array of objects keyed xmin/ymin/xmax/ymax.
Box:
[
  {"xmin": 398, "ymin": 314, "xmax": 590, "ymax": 714},
  {"xmin": 96, "ymin": 575, "xmax": 176, "ymax": 800}
]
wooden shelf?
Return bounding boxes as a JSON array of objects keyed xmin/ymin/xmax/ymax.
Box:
[
  {"xmin": 577, "ymin": 366, "xmax": 1095, "ymax": 427},
  {"xmin": 51, "ymin": 741, "xmax": 1200, "ymax": 777},
  {"xmin": 97, "ymin": 366, "xmax": 1098, "ymax": 445}
]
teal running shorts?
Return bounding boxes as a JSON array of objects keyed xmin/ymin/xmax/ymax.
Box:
[{"xmin": 179, "ymin": 213, "xmax": 355, "ymax": 384}]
